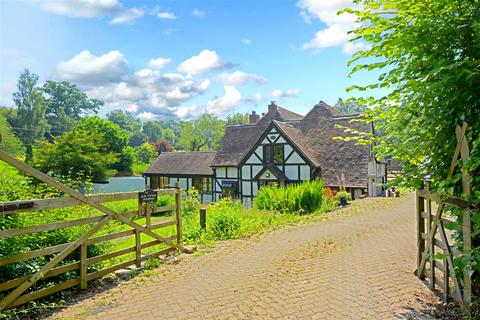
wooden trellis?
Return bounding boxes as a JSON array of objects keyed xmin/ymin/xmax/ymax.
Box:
[
  {"xmin": 0, "ymin": 149, "xmax": 183, "ymax": 309},
  {"xmin": 415, "ymin": 122, "xmax": 472, "ymax": 311}
]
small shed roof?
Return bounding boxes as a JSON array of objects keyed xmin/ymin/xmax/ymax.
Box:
[{"xmin": 144, "ymin": 152, "xmax": 215, "ymax": 176}]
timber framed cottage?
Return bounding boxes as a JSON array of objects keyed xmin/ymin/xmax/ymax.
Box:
[{"xmin": 144, "ymin": 101, "xmax": 386, "ymax": 206}]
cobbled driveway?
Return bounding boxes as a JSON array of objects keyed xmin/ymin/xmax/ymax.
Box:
[{"xmin": 51, "ymin": 195, "xmax": 441, "ymax": 320}]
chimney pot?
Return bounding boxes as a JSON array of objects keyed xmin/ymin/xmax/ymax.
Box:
[
  {"xmin": 249, "ymin": 110, "xmax": 260, "ymax": 124},
  {"xmin": 268, "ymin": 101, "xmax": 277, "ymax": 114}
]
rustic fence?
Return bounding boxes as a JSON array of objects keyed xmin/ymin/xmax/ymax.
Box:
[
  {"xmin": 0, "ymin": 150, "xmax": 183, "ymax": 309},
  {"xmin": 415, "ymin": 122, "xmax": 472, "ymax": 312}
]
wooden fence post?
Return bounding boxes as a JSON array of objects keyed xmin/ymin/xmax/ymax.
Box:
[
  {"xmin": 146, "ymin": 202, "xmax": 152, "ymax": 230},
  {"xmin": 426, "ymin": 184, "xmax": 434, "ymax": 290},
  {"xmin": 200, "ymin": 208, "xmax": 206, "ymax": 231},
  {"xmin": 175, "ymin": 182, "xmax": 183, "ymax": 251},
  {"xmin": 457, "ymin": 122, "xmax": 472, "ymax": 310},
  {"xmin": 443, "ymin": 255, "xmax": 449, "ymax": 301},
  {"xmin": 416, "ymin": 190, "xmax": 425, "ymax": 279},
  {"xmin": 135, "ymin": 230, "xmax": 142, "ymax": 268},
  {"xmin": 80, "ymin": 243, "xmax": 87, "ymax": 290}
]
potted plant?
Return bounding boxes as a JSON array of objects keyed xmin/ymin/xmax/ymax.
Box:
[
  {"xmin": 336, "ymin": 174, "xmax": 351, "ymax": 206},
  {"xmin": 336, "ymin": 190, "xmax": 351, "ymax": 206}
]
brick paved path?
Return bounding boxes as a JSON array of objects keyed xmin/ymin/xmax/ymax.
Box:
[{"xmin": 51, "ymin": 196, "xmax": 440, "ymax": 320}]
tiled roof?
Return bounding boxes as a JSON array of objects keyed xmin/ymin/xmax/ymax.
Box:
[
  {"xmin": 144, "ymin": 152, "xmax": 215, "ymax": 176},
  {"xmin": 212, "ymin": 101, "xmax": 371, "ymax": 188}
]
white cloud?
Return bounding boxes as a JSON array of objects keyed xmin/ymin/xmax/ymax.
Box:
[
  {"xmin": 148, "ymin": 57, "xmax": 172, "ymax": 69},
  {"xmin": 192, "ymin": 9, "xmax": 205, "ymax": 17},
  {"xmin": 343, "ymin": 41, "xmax": 370, "ymax": 54},
  {"xmin": 253, "ymin": 92, "xmax": 264, "ymax": 102},
  {"xmin": 56, "ymin": 50, "xmax": 129, "ymax": 85},
  {"xmin": 138, "ymin": 111, "xmax": 157, "ymax": 121},
  {"xmin": 42, "ymin": 0, "xmax": 143, "ymax": 24},
  {"xmin": 126, "ymin": 103, "xmax": 139, "ymax": 113},
  {"xmin": 302, "ymin": 23, "xmax": 350, "ymax": 49},
  {"xmin": 206, "ymin": 86, "xmax": 244, "ymax": 115},
  {"xmin": 271, "ymin": 88, "xmax": 300, "ymax": 98},
  {"xmin": 241, "ymin": 38, "xmax": 252, "ymax": 45},
  {"xmin": 175, "ymin": 105, "xmax": 198, "ymax": 119},
  {"xmin": 157, "ymin": 11, "xmax": 177, "ymax": 20},
  {"xmin": 110, "ymin": 7, "xmax": 143, "ymax": 24},
  {"xmin": 216, "ymin": 71, "xmax": 266, "ymax": 85},
  {"xmin": 297, "ymin": 0, "xmax": 360, "ymax": 52},
  {"xmin": 178, "ymin": 49, "xmax": 228, "ymax": 75},
  {"xmin": 164, "ymin": 28, "xmax": 177, "ymax": 36}
]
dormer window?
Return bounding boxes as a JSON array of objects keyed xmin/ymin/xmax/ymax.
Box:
[{"xmin": 264, "ymin": 144, "xmax": 284, "ymax": 164}]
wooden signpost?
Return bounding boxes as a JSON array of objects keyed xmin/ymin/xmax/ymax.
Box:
[{"xmin": 138, "ymin": 189, "xmax": 158, "ymax": 229}]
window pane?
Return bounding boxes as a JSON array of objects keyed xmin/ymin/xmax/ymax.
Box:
[
  {"xmin": 193, "ymin": 178, "xmax": 202, "ymax": 190},
  {"xmin": 202, "ymin": 177, "xmax": 212, "ymax": 194},
  {"xmin": 273, "ymin": 145, "xmax": 284, "ymax": 164},
  {"xmin": 264, "ymin": 145, "xmax": 272, "ymax": 163}
]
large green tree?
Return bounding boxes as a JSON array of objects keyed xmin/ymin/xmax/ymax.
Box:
[
  {"xmin": 75, "ymin": 116, "xmax": 134, "ymax": 173},
  {"xmin": 142, "ymin": 121, "xmax": 163, "ymax": 143},
  {"xmin": 12, "ymin": 69, "xmax": 48, "ymax": 162},
  {"xmin": 346, "ymin": 0, "xmax": 480, "ymax": 304},
  {"xmin": 33, "ymin": 129, "xmax": 118, "ymax": 181},
  {"xmin": 0, "ymin": 114, "xmax": 24, "ymax": 157},
  {"xmin": 106, "ymin": 109, "xmax": 141, "ymax": 133},
  {"xmin": 42, "ymin": 80, "xmax": 102, "ymax": 136},
  {"xmin": 226, "ymin": 113, "xmax": 249, "ymax": 125},
  {"xmin": 178, "ymin": 113, "xmax": 224, "ymax": 151},
  {"xmin": 334, "ymin": 98, "xmax": 367, "ymax": 114}
]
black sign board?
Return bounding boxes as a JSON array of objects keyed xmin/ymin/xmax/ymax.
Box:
[
  {"xmin": 0, "ymin": 201, "xmax": 34, "ymax": 213},
  {"xmin": 221, "ymin": 181, "xmax": 238, "ymax": 189},
  {"xmin": 138, "ymin": 189, "xmax": 157, "ymax": 203}
]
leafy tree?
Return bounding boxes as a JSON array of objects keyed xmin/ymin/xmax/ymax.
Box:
[
  {"xmin": 345, "ymin": 0, "xmax": 480, "ymax": 304},
  {"xmin": 142, "ymin": 121, "xmax": 163, "ymax": 143},
  {"xmin": 117, "ymin": 146, "xmax": 136, "ymax": 174},
  {"xmin": 43, "ymin": 80, "xmax": 102, "ymax": 135},
  {"xmin": 178, "ymin": 113, "xmax": 224, "ymax": 151},
  {"xmin": 106, "ymin": 109, "xmax": 141, "ymax": 133},
  {"xmin": 75, "ymin": 116, "xmax": 133, "ymax": 173},
  {"xmin": 33, "ymin": 129, "xmax": 117, "ymax": 181},
  {"xmin": 0, "ymin": 114, "xmax": 24, "ymax": 157},
  {"xmin": 152, "ymin": 139, "xmax": 174, "ymax": 153},
  {"xmin": 161, "ymin": 128, "xmax": 175, "ymax": 144},
  {"xmin": 135, "ymin": 143, "xmax": 157, "ymax": 163},
  {"xmin": 129, "ymin": 130, "xmax": 148, "ymax": 147},
  {"xmin": 159, "ymin": 120, "xmax": 182, "ymax": 143},
  {"xmin": 12, "ymin": 69, "xmax": 48, "ymax": 162},
  {"xmin": 76, "ymin": 116, "xmax": 127, "ymax": 154},
  {"xmin": 226, "ymin": 113, "xmax": 249, "ymax": 125},
  {"xmin": 334, "ymin": 98, "xmax": 367, "ymax": 114}
]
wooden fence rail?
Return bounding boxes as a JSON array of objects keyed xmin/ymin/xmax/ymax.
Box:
[{"xmin": 0, "ymin": 148, "xmax": 183, "ymax": 309}]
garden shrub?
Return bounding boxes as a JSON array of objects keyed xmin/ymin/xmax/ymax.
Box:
[
  {"xmin": 208, "ymin": 198, "xmax": 242, "ymax": 240},
  {"xmin": 182, "ymin": 188, "xmax": 200, "ymax": 215},
  {"xmin": 254, "ymin": 180, "xmax": 325, "ymax": 213}
]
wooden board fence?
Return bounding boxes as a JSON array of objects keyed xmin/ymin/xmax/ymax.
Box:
[{"xmin": 0, "ymin": 149, "xmax": 183, "ymax": 309}]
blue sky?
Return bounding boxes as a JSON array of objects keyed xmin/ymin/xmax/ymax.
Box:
[{"xmin": 0, "ymin": 0, "xmax": 379, "ymax": 120}]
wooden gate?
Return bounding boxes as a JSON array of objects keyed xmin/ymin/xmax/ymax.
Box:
[
  {"xmin": 415, "ymin": 122, "xmax": 472, "ymax": 311},
  {"xmin": 0, "ymin": 150, "xmax": 183, "ymax": 309}
]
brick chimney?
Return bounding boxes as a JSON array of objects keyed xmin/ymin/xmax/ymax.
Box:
[
  {"xmin": 249, "ymin": 111, "xmax": 260, "ymax": 124},
  {"xmin": 268, "ymin": 101, "xmax": 277, "ymax": 114}
]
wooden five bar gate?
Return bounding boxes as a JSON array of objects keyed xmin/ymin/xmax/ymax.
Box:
[
  {"xmin": 415, "ymin": 122, "xmax": 473, "ymax": 312},
  {"xmin": 0, "ymin": 149, "xmax": 183, "ymax": 309}
]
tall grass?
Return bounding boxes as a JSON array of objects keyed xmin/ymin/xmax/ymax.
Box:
[{"xmin": 254, "ymin": 180, "xmax": 325, "ymax": 213}]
